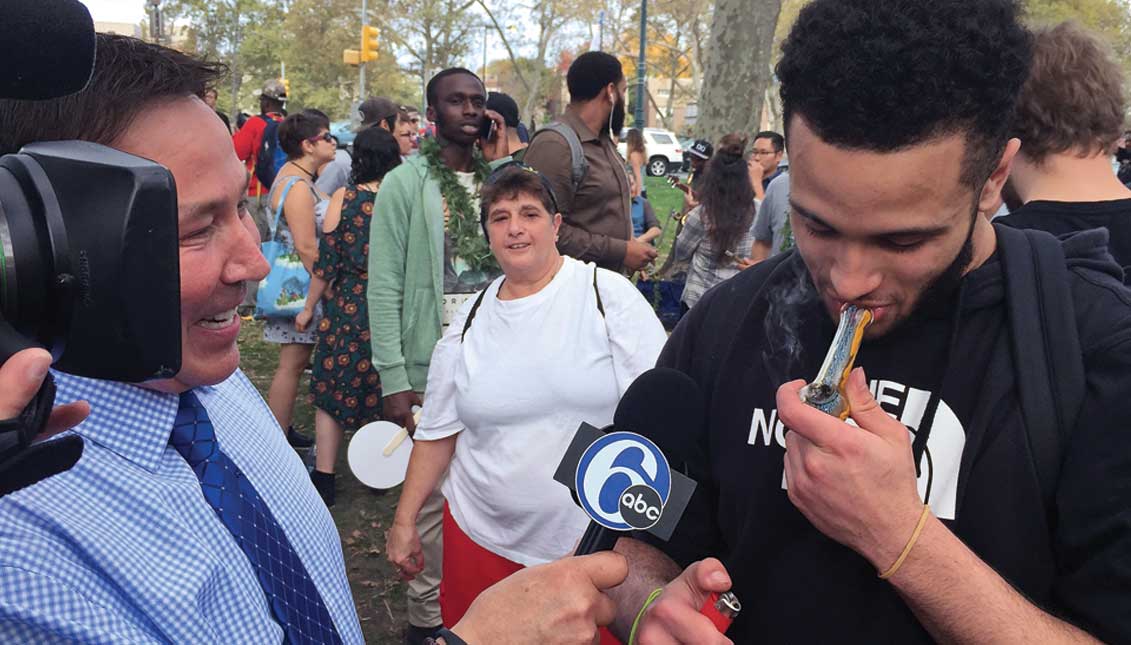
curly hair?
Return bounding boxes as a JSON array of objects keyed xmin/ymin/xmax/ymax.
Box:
[
  {"xmin": 776, "ymin": 0, "xmax": 1032, "ymax": 187},
  {"xmin": 350, "ymin": 126, "xmax": 402, "ymax": 185},
  {"xmin": 699, "ymin": 133, "xmax": 756, "ymax": 264},
  {"xmin": 1012, "ymin": 22, "xmax": 1127, "ymax": 163}
]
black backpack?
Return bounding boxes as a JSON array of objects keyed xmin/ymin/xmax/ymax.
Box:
[
  {"xmin": 996, "ymin": 224, "xmax": 1086, "ymax": 508},
  {"xmin": 253, "ymin": 116, "xmax": 286, "ymax": 189}
]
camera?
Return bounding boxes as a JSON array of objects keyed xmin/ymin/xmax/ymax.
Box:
[{"xmin": 0, "ymin": 141, "xmax": 182, "ymax": 458}]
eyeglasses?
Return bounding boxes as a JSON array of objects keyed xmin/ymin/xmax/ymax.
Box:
[
  {"xmin": 481, "ymin": 161, "xmax": 561, "ymax": 218},
  {"xmin": 306, "ymin": 131, "xmax": 334, "ymax": 144}
]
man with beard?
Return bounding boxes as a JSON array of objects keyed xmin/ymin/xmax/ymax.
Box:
[
  {"xmin": 998, "ymin": 22, "xmax": 1131, "ymax": 271},
  {"xmin": 603, "ymin": 1, "xmax": 1131, "ymax": 643},
  {"xmin": 367, "ymin": 67, "xmax": 510, "ymax": 645},
  {"xmin": 524, "ymin": 52, "xmax": 657, "ymax": 273}
]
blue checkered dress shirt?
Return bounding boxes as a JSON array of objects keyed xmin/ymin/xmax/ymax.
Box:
[{"xmin": 0, "ymin": 369, "xmax": 363, "ymax": 644}]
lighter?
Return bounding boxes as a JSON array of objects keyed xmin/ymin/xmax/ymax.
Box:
[{"xmin": 699, "ymin": 591, "xmax": 742, "ymax": 633}]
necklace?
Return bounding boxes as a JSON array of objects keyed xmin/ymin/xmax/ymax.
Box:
[
  {"xmin": 288, "ymin": 160, "xmax": 316, "ymax": 180},
  {"xmin": 419, "ymin": 137, "xmax": 495, "ymax": 272}
]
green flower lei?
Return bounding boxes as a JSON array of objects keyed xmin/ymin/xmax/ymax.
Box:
[{"xmin": 419, "ymin": 137, "xmax": 497, "ymax": 272}]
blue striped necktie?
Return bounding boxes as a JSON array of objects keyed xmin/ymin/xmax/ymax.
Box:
[{"xmin": 170, "ymin": 391, "xmax": 343, "ymax": 645}]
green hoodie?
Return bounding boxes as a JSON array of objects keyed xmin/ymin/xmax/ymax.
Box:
[{"xmin": 367, "ymin": 152, "xmax": 509, "ymax": 395}]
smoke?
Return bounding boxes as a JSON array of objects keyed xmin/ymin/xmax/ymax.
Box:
[{"xmin": 761, "ymin": 258, "xmax": 818, "ymax": 385}]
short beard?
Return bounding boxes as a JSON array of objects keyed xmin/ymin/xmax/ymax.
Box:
[
  {"xmin": 898, "ymin": 208, "xmax": 978, "ymax": 330},
  {"xmin": 606, "ymin": 96, "xmax": 626, "ymax": 138}
]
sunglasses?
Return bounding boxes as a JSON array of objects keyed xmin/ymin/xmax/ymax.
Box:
[{"xmin": 306, "ymin": 131, "xmax": 335, "ymax": 144}]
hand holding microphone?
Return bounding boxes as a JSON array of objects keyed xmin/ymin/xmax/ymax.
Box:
[{"xmin": 555, "ymin": 368, "xmax": 740, "ymax": 641}]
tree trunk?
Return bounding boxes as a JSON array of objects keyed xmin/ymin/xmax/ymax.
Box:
[{"xmin": 697, "ymin": 0, "xmax": 782, "ymax": 140}]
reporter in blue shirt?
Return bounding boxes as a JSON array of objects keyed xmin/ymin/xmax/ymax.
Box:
[{"xmin": 0, "ymin": 34, "xmax": 626, "ymax": 645}]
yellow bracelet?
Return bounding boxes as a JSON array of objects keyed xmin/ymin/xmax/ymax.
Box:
[
  {"xmin": 628, "ymin": 587, "xmax": 665, "ymax": 645},
  {"xmin": 878, "ymin": 503, "xmax": 931, "ymax": 579}
]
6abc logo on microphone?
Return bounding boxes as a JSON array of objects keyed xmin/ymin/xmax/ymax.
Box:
[{"xmin": 575, "ymin": 432, "xmax": 672, "ymax": 531}]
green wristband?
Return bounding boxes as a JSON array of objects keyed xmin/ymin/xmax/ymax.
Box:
[{"xmin": 628, "ymin": 587, "xmax": 665, "ymax": 645}]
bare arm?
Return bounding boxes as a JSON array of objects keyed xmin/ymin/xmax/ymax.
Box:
[
  {"xmin": 630, "ymin": 151, "xmax": 646, "ymax": 197},
  {"xmin": 636, "ymin": 227, "xmax": 662, "ymax": 244},
  {"xmin": 607, "ymin": 538, "xmax": 682, "ymax": 637},
  {"xmin": 294, "ymin": 274, "xmax": 329, "ymax": 332},
  {"xmin": 282, "ymin": 186, "xmax": 319, "ymax": 273},
  {"xmin": 886, "ymin": 518, "xmax": 1100, "ymax": 644},
  {"xmin": 321, "ymin": 187, "xmax": 347, "ymax": 235},
  {"xmin": 386, "ymin": 436, "xmax": 457, "ymax": 578},
  {"xmin": 395, "ymin": 437, "xmax": 455, "ymax": 526}
]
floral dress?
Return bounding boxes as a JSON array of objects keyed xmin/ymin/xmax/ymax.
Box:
[{"xmin": 309, "ymin": 184, "xmax": 382, "ymax": 429}]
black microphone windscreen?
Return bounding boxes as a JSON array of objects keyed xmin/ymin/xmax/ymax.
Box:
[
  {"xmin": 0, "ymin": 0, "xmax": 96, "ymax": 100},
  {"xmin": 612, "ymin": 367, "xmax": 705, "ymax": 464}
]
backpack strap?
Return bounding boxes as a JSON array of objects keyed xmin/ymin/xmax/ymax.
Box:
[
  {"xmin": 460, "ymin": 288, "xmax": 491, "ymax": 342},
  {"xmin": 995, "ymin": 224, "xmax": 1086, "ymax": 508},
  {"xmin": 462, "ymin": 265, "xmax": 607, "ymax": 343},
  {"xmin": 531, "ymin": 122, "xmax": 589, "ymax": 197},
  {"xmin": 593, "ymin": 265, "xmax": 605, "ymax": 317}
]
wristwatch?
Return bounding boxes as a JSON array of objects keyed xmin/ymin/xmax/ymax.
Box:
[{"xmin": 422, "ymin": 628, "xmax": 468, "ymax": 645}]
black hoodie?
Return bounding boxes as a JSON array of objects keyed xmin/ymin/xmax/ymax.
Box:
[{"xmin": 643, "ymin": 226, "xmax": 1131, "ymax": 643}]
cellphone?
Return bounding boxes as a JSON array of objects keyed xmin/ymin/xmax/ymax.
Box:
[{"xmin": 478, "ymin": 116, "xmax": 495, "ymax": 140}]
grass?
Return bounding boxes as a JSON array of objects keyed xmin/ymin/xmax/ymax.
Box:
[
  {"xmin": 237, "ymin": 323, "xmax": 407, "ymax": 644},
  {"xmin": 643, "ymin": 175, "xmax": 683, "ymax": 267},
  {"xmin": 235, "ymin": 177, "xmax": 685, "ymax": 643}
]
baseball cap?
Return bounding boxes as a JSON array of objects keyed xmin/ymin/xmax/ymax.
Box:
[
  {"xmin": 359, "ymin": 96, "xmax": 400, "ymax": 128},
  {"xmin": 260, "ymin": 80, "xmax": 287, "ymax": 101},
  {"xmin": 485, "ymin": 92, "xmax": 520, "ymax": 128},
  {"xmin": 689, "ymin": 139, "xmax": 713, "ymax": 159}
]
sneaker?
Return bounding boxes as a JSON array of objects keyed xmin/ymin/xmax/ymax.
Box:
[
  {"xmin": 287, "ymin": 426, "xmax": 314, "ymax": 449},
  {"xmin": 404, "ymin": 624, "xmax": 443, "ymax": 645}
]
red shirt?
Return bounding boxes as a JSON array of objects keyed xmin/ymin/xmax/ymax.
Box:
[{"xmin": 232, "ymin": 112, "xmax": 284, "ymax": 197}]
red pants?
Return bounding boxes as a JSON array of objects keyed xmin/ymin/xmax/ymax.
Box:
[{"xmin": 440, "ymin": 504, "xmax": 621, "ymax": 645}]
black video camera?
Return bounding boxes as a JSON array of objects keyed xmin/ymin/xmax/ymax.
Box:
[{"xmin": 0, "ymin": 142, "xmax": 182, "ymax": 460}]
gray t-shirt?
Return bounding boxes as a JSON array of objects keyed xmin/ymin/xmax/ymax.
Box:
[
  {"xmin": 315, "ymin": 149, "xmax": 352, "ymax": 196},
  {"xmin": 753, "ymin": 171, "xmax": 793, "ymax": 256}
]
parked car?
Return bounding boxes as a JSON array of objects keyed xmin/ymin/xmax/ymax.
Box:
[
  {"xmin": 330, "ymin": 120, "xmax": 356, "ymax": 149},
  {"xmin": 617, "ymin": 127, "xmax": 684, "ymax": 176}
]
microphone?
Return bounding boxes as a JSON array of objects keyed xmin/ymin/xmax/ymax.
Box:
[
  {"xmin": 554, "ymin": 368, "xmax": 703, "ymax": 555},
  {"xmin": 553, "ymin": 368, "xmax": 740, "ymax": 632},
  {"xmin": 0, "ymin": 0, "xmax": 96, "ymax": 100}
]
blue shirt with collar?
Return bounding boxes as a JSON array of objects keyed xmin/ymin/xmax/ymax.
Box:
[{"xmin": 0, "ymin": 369, "xmax": 363, "ymax": 644}]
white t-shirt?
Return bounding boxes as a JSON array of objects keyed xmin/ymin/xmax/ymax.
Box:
[{"xmin": 414, "ymin": 256, "xmax": 668, "ymax": 566}]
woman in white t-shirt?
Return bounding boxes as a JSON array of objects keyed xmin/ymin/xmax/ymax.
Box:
[{"xmin": 386, "ymin": 164, "xmax": 668, "ymax": 638}]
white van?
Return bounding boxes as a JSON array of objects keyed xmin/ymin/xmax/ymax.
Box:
[{"xmin": 617, "ymin": 127, "xmax": 684, "ymax": 176}]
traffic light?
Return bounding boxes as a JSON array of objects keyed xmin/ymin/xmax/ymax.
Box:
[
  {"xmin": 282, "ymin": 78, "xmax": 290, "ymax": 96},
  {"xmin": 360, "ymin": 25, "xmax": 379, "ymax": 62},
  {"xmin": 343, "ymin": 49, "xmax": 361, "ymax": 65}
]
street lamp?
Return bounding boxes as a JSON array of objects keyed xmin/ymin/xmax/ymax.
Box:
[
  {"xmin": 635, "ymin": 0, "xmax": 647, "ymax": 128},
  {"xmin": 147, "ymin": 0, "xmax": 164, "ymax": 45}
]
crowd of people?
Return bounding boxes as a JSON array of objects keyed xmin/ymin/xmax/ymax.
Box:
[{"xmin": 1, "ymin": 0, "xmax": 1130, "ymax": 643}]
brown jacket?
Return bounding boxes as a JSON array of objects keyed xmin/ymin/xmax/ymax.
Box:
[{"xmin": 523, "ymin": 109, "xmax": 632, "ymax": 271}]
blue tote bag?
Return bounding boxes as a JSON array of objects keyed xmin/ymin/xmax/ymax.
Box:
[{"xmin": 255, "ymin": 177, "xmax": 310, "ymax": 320}]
